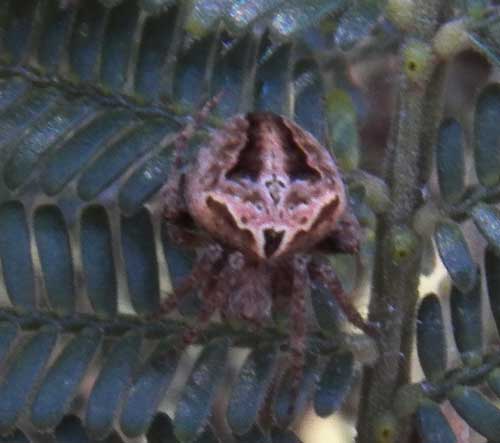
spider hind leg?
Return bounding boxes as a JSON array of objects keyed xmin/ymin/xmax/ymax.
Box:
[
  {"xmin": 309, "ymin": 259, "xmax": 378, "ymax": 337},
  {"xmin": 279, "ymin": 255, "xmax": 310, "ymax": 418}
]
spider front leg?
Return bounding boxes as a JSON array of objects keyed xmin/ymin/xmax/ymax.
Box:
[
  {"xmin": 157, "ymin": 244, "xmax": 224, "ymax": 318},
  {"xmin": 162, "ymin": 173, "xmax": 211, "ymax": 249},
  {"xmin": 318, "ymin": 208, "xmax": 361, "ymax": 254},
  {"xmin": 172, "ymin": 92, "xmax": 223, "ymax": 169},
  {"xmin": 308, "ymin": 259, "xmax": 378, "ymax": 337},
  {"xmin": 181, "ymin": 278, "xmax": 225, "ymax": 345},
  {"xmin": 181, "ymin": 251, "xmax": 243, "ymax": 344},
  {"xmin": 161, "ymin": 93, "xmax": 223, "ymax": 246}
]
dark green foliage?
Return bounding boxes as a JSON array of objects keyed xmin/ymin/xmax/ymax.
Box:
[
  {"xmin": 410, "ymin": 249, "xmax": 500, "ymax": 441},
  {"xmin": 4, "ymin": 99, "xmax": 93, "ymax": 190},
  {"xmin": 0, "ymin": 203, "xmax": 35, "ymax": 309},
  {"xmin": 417, "ymin": 294, "xmax": 447, "ymax": 379},
  {"xmin": 434, "ymin": 221, "xmax": 476, "ymax": 293},
  {"xmin": 314, "ymin": 351, "xmax": 354, "ymax": 417},
  {"xmin": 34, "ymin": 205, "xmax": 75, "ymax": 314},
  {"xmin": 80, "ymin": 205, "xmax": 117, "ymax": 317},
  {"xmin": 0, "ymin": 430, "xmax": 29, "ymax": 443},
  {"xmin": 41, "ymin": 110, "xmax": 135, "ymax": 196},
  {"xmin": 415, "ymin": 401, "xmax": 456, "ymax": 443},
  {"xmin": 0, "ymin": 322, "xmax": 18, "ymax": 365},
  {"xmin": 119, "ymin": 341, "xmax": 180, "ymax": 438},
  {"xmin": 449, "ymin": 387, "xmax": 500, "ymax": 441},
  {"xmin": 0, "ymin": 315, "xmax": 320, "ymax": 441},
  {"xmin": 227, "ymin": 345, "xmax": 279, "ymax": 435},
  {"xmin": 0, "ymin": 1, "xmax": 379, "ymax": 440},
  {"xmin": 85, "ymin": 332, "xmax": 143, "ymax": 439},
  {"xmin": 436, "ymin": 118, "xmax": 465, "ymax": 204},
  {"xmin": 417, "ymin": 79, "xmax": 500, "ymax": 442},
  {"xmin": 273, "ymin": 354, "xmax": 323, "ymax": 428},
  {"xmin": 120, "ymin": 209, "xmax": 160, "ymax": 316},
  {"xmin": 450, "ymin": 273, "xmax": 482, "ymax": 363},
  {"xmin": 30, "ymin": 327, "xmax": 102, "ymax": 430},
  {"xmin": 412, "ymin": 97, "xmax": 500, "ymax": 433},
  {"xmin": 0, "ymin": 326, "xmax": 58, "ymax": 433},
  {"xmin": 472, "ymin": 203, "xmax": 500, "ymax": 256},
  {"xmin": 77, "ymin": 120, "xmax": 171, "ymax": 201},
  {"xmin": 474, "ymin": 84, "xmax": 500, "ymax": 186},
  {"xmin": 173, "ymin": 339, "xmax": 230, "ymax": 442},
  {"xmin": 0, "ymin": 0, "xmax": 499, "ymax": 442}
]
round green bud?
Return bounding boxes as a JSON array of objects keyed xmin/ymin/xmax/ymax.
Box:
[
  {"xmin": 389, "ymin": 226, "xmax": 419, "ymax": 264},
  {"xmin": 374, "ymin": 412, "xmax": 398, "ymax": 443},
  {"xmin": 386, "ymin": 0, "xmax": 416, "ymax": 31},
  {"xmin": 433, "ymin": 20, "xmax": 470, "ymax": 59},
  {"xmin": 403, "ymin": 41, "xmax": 434, "ymax": 84}
]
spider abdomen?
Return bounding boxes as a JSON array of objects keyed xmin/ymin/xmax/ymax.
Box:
[{"xmin": 185, "ymin": 112, "xmax": 347, "ymax": 260}]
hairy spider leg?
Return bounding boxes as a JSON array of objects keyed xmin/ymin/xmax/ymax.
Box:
[
  {"xmin": 290, "ymin": 255, "xmax": 309, "ymax": 367},
  {"xmin": 329, "ymin": 209, "xmax": 361, "ymax": 253},
  {"xmin": 309, "ymin": 259, "xmax": 378, "ymax": 337},
  {"xmin": 318, "ymin": 208, "xmax": 361, "ymax": 254},
  {"xmin": 181, "ymin": 278, "xmax": 225, "ymax": 344},
  {"xmin": 164, "ymin": 220, "xmax": 211, "ymax": 248},
  {"xmin": 172, "ymin": 92, "xmax": 223, "ymax": 169},
  {"xmin": 157, "ymin": 244, "xmax": 224, "ymax": 317},
  {"xmin": 161, "ymin": 92, "xmax": 223, "ymax": 240},
  {"xmin": 285, "ymin": 254, "xmax": 310, "ymax": 417},
  {"xmin": 181, "ymin": 250, "xmax": 243, "ymax": 344}
]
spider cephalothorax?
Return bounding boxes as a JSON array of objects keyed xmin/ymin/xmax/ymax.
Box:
[{"xmin": 161, "ymin": 107, "xmax": 372, "ymax": 386}]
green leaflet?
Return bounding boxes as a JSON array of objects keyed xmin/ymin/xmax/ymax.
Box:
[
  {"xmin": 415, "ymin": 401, "xmax": 456, "ymax": 443},
  {"xmin": 434, "ymin": 220, "xmax": 476, "ymax": 293},
  {"xmin": 436, "ymin": 118, "xmax": 465, "ymax": 204},
  {"xmin": 417, "ymin": 294, "xmax": 447, "ymax": 379},
  {"xmin": 474, "ymin": 84, "xmax": 500, "ymax": 186},
  {"xmin": 449, "ymin": 386, "xmax": 500, "ymax": 441}
]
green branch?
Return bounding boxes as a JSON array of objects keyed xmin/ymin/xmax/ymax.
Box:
[
  {"xmin": 0, "ymin": 307, "xmax": 376, "ymax": 360},
  {"xmin": 356, "ymin": 2, "xmax": 449, "ymax": 442}
]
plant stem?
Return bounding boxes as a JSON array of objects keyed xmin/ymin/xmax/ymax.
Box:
[{"xmin": 356, "ymin": 1, "xmax": 448, "ymax": 442}]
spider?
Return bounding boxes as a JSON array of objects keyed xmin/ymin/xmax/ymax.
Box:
[{"xmin": 160, "ymin": 99, "xmax": 375, "ymax": 384}]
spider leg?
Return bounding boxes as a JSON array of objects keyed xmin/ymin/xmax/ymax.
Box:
[
  {"xmin": 181, "ymin": 278, "xmax": 225, "ymax": 345},
  {"xmin": 161, "ymin": 93, "xmax": 223, "ymax": 247},
  {"xmin": 172, "ymin": 92, "xmax": 223, "ymax": 169},
  {"xmin": 181, "ymin": 250, "xmax": 242, "ymax": 344},
  {"xmin": 164, "ymin": 220, "xmax": 210, "ymax": 248},
  {"xmin": 162, "ymin": 172, "xmax": 209, "ymax": 250},
  {"xmin": 157, "ymin": 244, "xmax": 224, "ymax": 317},
  {"xmin": 317, "ymin": 208, "xmax": 361, "ymax": 254},
  {"xmin": 286, "ymin": 255, "xmax": 310, "ymax": 412},
  {"xmin": 308, "ymin": 259, "xmax": 378, "ymax": 337}
]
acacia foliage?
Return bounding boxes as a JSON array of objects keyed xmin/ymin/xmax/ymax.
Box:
[{"xmin": 0, "ymin": 0, "xmax": 499, "ymax": 442}]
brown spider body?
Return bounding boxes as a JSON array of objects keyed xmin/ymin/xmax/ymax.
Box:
[
  {"xmin": 161, "ymin": 109, "xmax": 372, "ymax": 389},
  {"xmin": 185, "ymin": 113, "xmax": 347, "ymax": 261}
]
